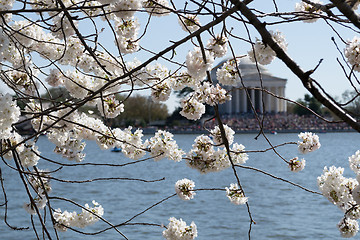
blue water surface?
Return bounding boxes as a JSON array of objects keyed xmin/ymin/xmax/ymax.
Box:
[{"xmin": 1, "ymin": 132, "xmax": 359, "ymax": 239}]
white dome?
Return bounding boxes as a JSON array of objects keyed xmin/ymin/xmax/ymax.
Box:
[{"xmin": 213, "ymin": 56, "xmax": 270, "ymax": 76}]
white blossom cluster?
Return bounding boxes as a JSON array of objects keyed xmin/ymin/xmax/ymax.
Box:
[
  {"xmin": 48, "ymin": 129, "xmax": 86, "ymax": 162},
  {"xmin": 345, "ymin": 36, "xmax": 360, "ymax": 72},
  {"xmin": 53, "ymin": 200, "xmax": 104, "ymax": 232},
  {"xmin": 114, "ymin": 15, "xmax": 140, "ymax": 54},
  {"xmin": 148, "ymin": 130, "xmax": 184, "ymax": 162},
  {"xmin": 294, "ymin": 0, "xmax": 323, "ymax": 23},
  {"xmin": 143, "ymin": 0, "xmax": 171, "ymax": 16},
  {"xmin": 26, "ymin": 105, "xmax": 91, "ymax": 161},
  {"xmin": 0, "ymin": 93, "xmax": 20, "ymax": 138},
  {"xmin": 0, "ymin": 30, "xmax": 10, "ymax": 60},
  {"xmin": 114, "ymin": 17, "xmax": 140, "ymax": 39},
  {"xmin": 23, "ymin": 170, "xmax": 51, "ymax": 215},
  {"xmin": 225, "ymin": 183, "xmax": 248, "ymax": 205},
  {"xmin": 97, "ymin": 94, "xmax": 125, "ymax": 118},
  {"xmin": 0, "ymin": 0, "xmax": 14, "ymax": 16},
  {"xmin": 12, "ymin": 20, "xmax": 44, "ymax": 48},
  {"xmin": 81, "ymin": 122, "xmax": 148, "ymax": 162},
  {"xmin": 57, "ymin": 37, "xmax": 83, "ymax": 65},
  {"xmin": 186, "ymin": 47, "xmax": 214, "ymax": 81},
  {"xmin": 288, "ymin": 157, "xmax": 306, "ymax": 172},
  {"xmin": 23, "ymin": 196, "xmax": 48, "ymax": 215},
  {"xmin": 248, "ymin": 30, "xmax": 287, "ymax": 65},
  {"xmin": 216, "ymin": 58, "xmax": 241, "ymax": 86},
  {"xmin": 230, "ymin": 143, "xmax": 249, "ymax": 165},
  {"xmin": 8, "ymin": 69, "xmax": 40, "ymax": 96},
  {"xmin": 50, "ymin": 13, "xmax": 78, "ymax": 39},
  {"xmin": 178, "ymin": 14, "xmax": 200, "ymax": 32},
  {"xmin": 204, "ymin": 84, "xmax": 231, "ymax": 106},
  {"xmin": 63, "ymin": 70, "xmax": 92, "ymax": 99},
  {"xmin": 26, "ymin": 101, "xmax": 78, "ymax": 131},
  {"xmin": 162, "ymin": 217, "xmax": 198, "ymax": 240},
  {"xmin": 124, "ymin": 61, "xmax": 173, "ymax": 102},
  {"xmin": 171, "ymin": 72, "xmax": 197, "ymax": 91},
  {"xmin": 118, "ymin": 127, "xmax": 147, "ymax": 160},
  {"xmin": 150, "ymin": 79, "xmax": 172, "ymax": 102},
  {"xmin": 0, "ymin": 132, "xmax": 24, "ymax": 160},
  {"xmin": 96, "ymin": 127, "xmax": 119, "ymax": 150},
  {"xmin": 30, "ymin": 0, "xmax": 84, "ymax": 37},
  {"xmin": 210, "ymin": 124, "xmax": 235, "ymax": 146},
  {"xmin": 298, "ymin": 132, "xmax": 321, "ymax": 154},
  {"xmin": 19, "ymin": 141, "xmax": 41, "ymax": 168},
  {"xmin": 29, "ymin": 171, "xmax": 52, "ymax": 196},
  {"xmin": 186, "ymin": 135, "xmax": 220, "ymax": 173},
  {"xmin": 28, "ymin": 104, "xmax": 149, "ymax": 163},
  {"xmin": 180, "ymin": 96, "xmax": 206, "ymax": 121},
  {"xmin": 337, "ymin": 217, "xmax": 359, "ymax": 238},
  {"xmin": 180, "ymin": 83, "xmax": 230, "ymax": 120},
  {"xmin": 175, "ymin": 178, "xmax": 196, "ymax": 201},
  {"xmin": 349, "ymin": 151, "xmax": 360, "ymax": 175},
  {"xmin": 45, "ymin": 69, "xmax": 65, "ymax": 87},
  {"xmin": 317, "ymin": 152, "xmax": 360, "ymax": 238},
  {"xmin": 108, "ymin": 0, "xmax": 143, "ymax": 20},
  {"xmin": 186, "ymin": 127, "xmax": 248, "ymax": 174},
  {"xmin": 26, "ymin": 101, "xmax": 52, "ymax": 132},
  {"xmin": 0, "ymin": 127, "xmax": 41, "ymax": 168},
  {"xmin": 206, "ymin": 35, "xmax": 228, "ymax": 58},
  {"xmin": 318, "ymin": 166, "xmax": 356, "ymax": 209},
  {"xmin": 73, "ymin": 113, "xmax": 105, "ymax": 140},
  {"xmin": 125, "ymin": 58, "xmax": 148, "ymax": 86}
]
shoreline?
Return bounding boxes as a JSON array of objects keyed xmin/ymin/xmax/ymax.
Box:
[{"xmin": 142, "ymin": 127, "xmax": 356, "ymax": 135}]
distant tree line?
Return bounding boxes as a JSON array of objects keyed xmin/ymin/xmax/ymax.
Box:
[
  {"xmin": 288, "ymin": 92, "xmax": 360, "ymax": 119},
  {"xmin": 39, "ymin": 87, "xmax": 169, "ymax": 127}
]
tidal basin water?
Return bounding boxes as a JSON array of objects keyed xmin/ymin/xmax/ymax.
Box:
[{"xmin": 1, "ymin": 132, "xmax": 360, "ymax": 239}]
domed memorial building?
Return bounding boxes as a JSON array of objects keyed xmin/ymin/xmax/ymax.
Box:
[{"xmin": 211, "ymin": 57, "xmax": 287, "ymax": 115}]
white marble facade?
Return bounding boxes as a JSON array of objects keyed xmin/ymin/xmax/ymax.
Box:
[{"xmin": 211, "ymin": 58, "xmax": 287, "ymax": 115}]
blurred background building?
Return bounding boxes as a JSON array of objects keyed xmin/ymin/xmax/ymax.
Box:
[{"xmin": 211, "ymin": 57, "xmax": 287, "ymax": 115}]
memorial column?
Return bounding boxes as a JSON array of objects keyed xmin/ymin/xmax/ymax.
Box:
[
  {"xmin": 267, "ymin": 87, "xmax": 272, "ymax": 112},
  {"xmin": 242, "ymin": 88, "xmax": 247, "ymax": 113},
  {"xmin": 250, "ymin": 88, "xmax": 255, "ymax": 112},
  {"xmin": 274, "ymin": 86, "xmax": 279, "ymax": 113},
  {"xmin": 259, "ymin": 88, "xmax": 263, "ymax": 113},
  {"xmin": 235, "ymin": 89, "xmax": 240, "ymax": 114}
]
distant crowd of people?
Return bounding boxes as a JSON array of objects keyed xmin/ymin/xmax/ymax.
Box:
[{"xmin": 166, "ymin": 113, "xmax": 354, "ymax": 133}]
